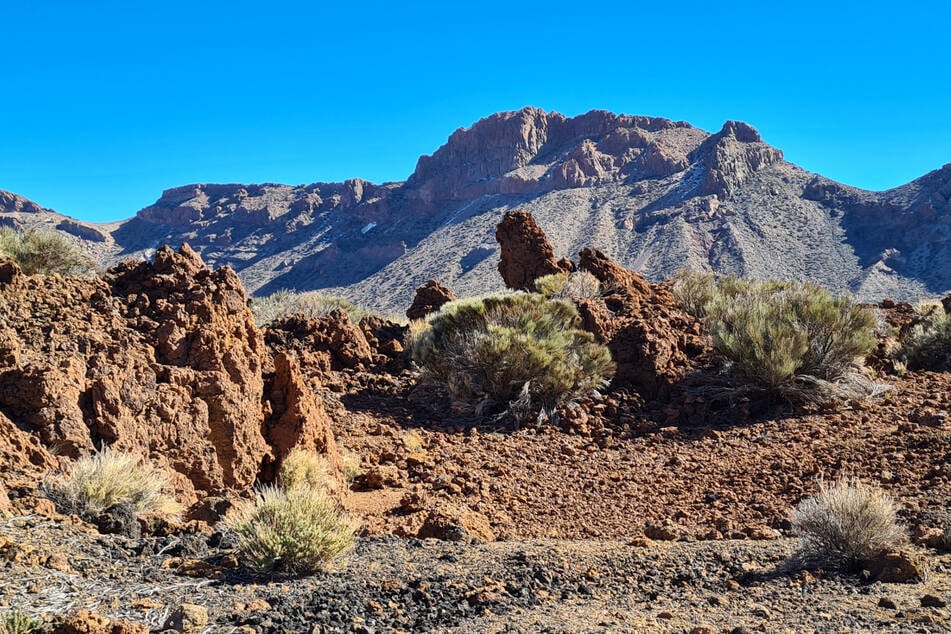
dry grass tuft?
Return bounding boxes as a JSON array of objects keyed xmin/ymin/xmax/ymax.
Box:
[
  {"xmin": 791, "ymin": 476, "xmax": 907, "ymax": 566},
  {"xmin": 42, "ymin": 447, "xmax": 180, "ymax": 517},
  {"xmin": 535, "ymin": 271, "xmax": 602, "ymax": 301},
  {"xmin": 226, "ymin": 484, "xmax": 354, "ymax": 575},
  {"xmin": 278, "ymin": 449, "xmax": 330, "ymax": 492}
]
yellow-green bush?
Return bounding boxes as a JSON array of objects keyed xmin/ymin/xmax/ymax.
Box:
[
  {"xmin": 0, "ymin": 227, "xmax": 94, "ymax": 276},
  {"xmin": 534, "ymin": 271, "xmax": 601, "ymax": 301},
  {"xmin": 0, "ymin": 610, "xmax": 41, "ymax": 634},
  {"xmin": 671, "ymin": 270, "xmax": 717, "ymax": 318},
  {"xmin": 902, "ymin": 309, "xmax": 951, "ymax": 371},
  {"xmin": 249, "ymin": 289, "xmax": 375, "ymax": 326},
  {"xmin": 409, "ymin": 292, "xmax": 614, "ymax": 416},
  {"xmin": 42, "ymin": 447, "xmax": 179, "ymax": 517},
  {"xmin": 705, "ymin": 280, "xmax": 876, "ymax": 390},
  {"xmin": 791, "ymin": 477, "xmax": 907, "ymax": 566},
  {"xmin": 227, "ymin": 450, "xmax": 354, "ymax": 575}
]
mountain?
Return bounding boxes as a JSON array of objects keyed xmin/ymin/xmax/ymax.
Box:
[{"xmin": 2, "ymin": 107, "xmax": 950, "ymax": 311}]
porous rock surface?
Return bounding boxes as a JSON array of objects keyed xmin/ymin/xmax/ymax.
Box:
[
  {"xmin": 0, "ymin": 246, "xmax": 339, "ymax": 508},
  {"xmin": 495, "ymin": 210, "xmax": 574, "ymax": 290},
  {"xmin": 406, "ymin": 279, "xmax": 457, "ymax": 320},
  {"xmin": 495, "ymin": 210, "xmax": 706, "ymax": 399}
]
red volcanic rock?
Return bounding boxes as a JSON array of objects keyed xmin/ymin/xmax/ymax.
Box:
[
  {"xmin": 265, "ymin": 309, "xmax": 374, "ymax": 372},
  {"xmin": 406, "ymin": 280, "xmax": 457, "ymax": 320},
  {"xmin": 265, "ymin": 352, "xmax": 343, "ymax": 494},
  {"xmin": 575, "ymin": 248, "xmax": 706, "ymax": 400},
  {"xmin": 0, "ymin": 244, "xmax": 343, "ymax": 510},
  {"xmin": 495, "ymin": 211, "xmax": 573, "ymax": 290},
  {"xmin": 634, "ymin": 142, "xmax": 689, "ymax": 178}
]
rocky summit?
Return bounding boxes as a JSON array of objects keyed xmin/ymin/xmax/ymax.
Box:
[{"xmin": 2, "ymin": 107, "xmax": 950, "ymax": 309}]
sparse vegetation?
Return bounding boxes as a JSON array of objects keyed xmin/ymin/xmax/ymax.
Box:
[
  {"xmin": 0, "ymin": 610, "xmax": 41, "ymax": 634},
  {"xmin": 791, "ymin": 476, "xmax": 907, "ymax": 567},
  {"xmin": 227, "ymin": 450, "xmax": 354, "ymax": 575},
  {"xmin": 249, "ymin": 289, "xmax": 377, "ymax": 326},
  {"xmin": 408, "ymin": 291, "xmax": 614, "ymax": 417},
  {"xmin": 0, "ymin": 227, "xmax": 94, "ymax": 276},
  {"xmin": 534, "ymin": 271, "xmax": 602, "ymax": 301},
  {"xmin": 704, "ymin": 279, "xmax": 877, "ymax": 393},
  {"xmin": 42, "ymin": 447, "xmax": 179, "ymax": 517},
  {"xmin": 671, "ymin": 270, "xmax": 717, "ymax": 318},
  {"xmin": 278, "ymin": 448, "xmax": 331, "ymax": 492},
  {"xmin": 901, "ymin": 307, "xmax": 951, "ymax": 371}
]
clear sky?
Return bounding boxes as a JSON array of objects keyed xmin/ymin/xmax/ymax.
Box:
[{"xmin": 2, "ymin": 1, "xmax": 949, "ymax": 223}]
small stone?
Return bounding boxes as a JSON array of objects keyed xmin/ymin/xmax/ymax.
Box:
[
  {"xmin": 690, "ymin": 627, "xmax": 716, "ymax": 634},
  {"xmin": 245, "ymin": 599, "xmax": 271, "ymax": 612},
  {"xmin": 863, "ymin": 550, "xmax": 927, "ymax": 583},
  {"xmin": 657, "ymin": 612, "xmax": 674, "ymax": 620},
  {"xmin": 163, "ymin": 603, "xmax": 208, "ymax": 632},
  {"xmin": 45, "ymin": 553, "xmax": 70, "ymax": 572},
  {"xmin": 878, "ymin": 597, "xmax": 898, "ymax": 610},
  {"xmin": 133, "ymin": 598, "xmax": 162, "ymax": 610},
  {"xmin": 750, "ymin": 604, "xmax": 770, "ymax": 618},
  {"xmin": 921, "ymin": 594, "xmax": 947, "ymax": 608}
]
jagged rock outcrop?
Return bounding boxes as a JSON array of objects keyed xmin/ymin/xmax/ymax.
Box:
[
  {"xmin": 491, "ymin": 211, "xmax": 706, "ymax": 400},
  {"xmin": 264, "ymin": 352, "xmax": 343, "ymax": 494},
  {"xmin": 0, "ymin": 247, "xmax": 341, "ymax": 510},
  {"xmin": 699, "ymin": 121, "xmax": 784, "ymax": 199},
  {"xmin": 575, "ymin": 248, "xmax": 706, "ymax": 399},
  {"xmin": 496, "ymin": 211, "xmax": 574, "ymax": 290},
  {"xmin": 406, "ymin": 280, "xmax": 457, "ymax": 320}
]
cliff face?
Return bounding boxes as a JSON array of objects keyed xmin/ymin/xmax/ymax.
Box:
[{"xmin": 1, "ymin": 107, "xmax": 949, "ymax": 308}]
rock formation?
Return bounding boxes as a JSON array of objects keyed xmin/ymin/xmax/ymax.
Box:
[
  {"xmin": 493, "ymin": 211, "xmax": 706, "ymax": 400},
  {"xmin": 496, "ymin": 211, "xmax": 573, "ymax": 290},
  {"xmin": 406, "ymin": 280, "xmax": 457, "ymax": 320},
  {"xmin": 0, "ymin": 246, "xmax": 341, "ymax": 510}
]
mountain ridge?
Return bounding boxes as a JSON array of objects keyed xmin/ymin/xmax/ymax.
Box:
[{"xmin": 2, "ymin": 107, "xmax": 950, "ymax": 310}]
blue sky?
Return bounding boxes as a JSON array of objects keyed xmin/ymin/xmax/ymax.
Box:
[{"xmin": 1, "ymin": 1, "xmax": 949, "ymax": 222}]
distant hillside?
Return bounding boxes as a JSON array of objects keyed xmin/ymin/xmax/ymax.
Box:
[{"xmin": 2, "ymin": 107, "xmax": 950, "ymax": 310}]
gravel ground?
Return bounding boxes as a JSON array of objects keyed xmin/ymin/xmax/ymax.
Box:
[{"xmin": 1, "ymin": 516, "xmax": 948, "ymax": 633}]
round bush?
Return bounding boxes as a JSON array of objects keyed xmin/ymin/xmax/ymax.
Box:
[
  {"xmin": 705, "ymin": 280, "xmax": 876, "ymax": 390},
  {"xmin": 409, "ymin": 292, "xmax": 614, "ymax": 416}
]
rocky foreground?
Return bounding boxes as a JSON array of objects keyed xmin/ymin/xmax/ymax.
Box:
[{"xmin": 0, "ymin": 213, "xmax": 948, "ymax": 632}]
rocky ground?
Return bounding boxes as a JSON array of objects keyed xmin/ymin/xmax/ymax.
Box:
[{"xmin": 2, "ymin": 516, "xmax": 949, "ymax": 633}]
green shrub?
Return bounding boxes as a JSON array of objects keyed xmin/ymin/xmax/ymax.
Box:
[
  {"xmin": 791, "ymin": 476, "xmax": 907, "ymax": 566},
  {"xmin": 671, "ymin": 270, "xmax": 717, "ymax": 318},
  {"xmin": 0, "ymin": 610, "xmax": 41, "ymax": 634},
  {"xmin": 902, "ymin": 309, "xmax": 951, "ymax": 371},
  {"xmin": 0, "ymin": 227, "xmax": 94, "ymax": 276},
  {"xmin": 227, "ymin": 483, "xmax": 354, "ymax": 575},
  {"xmin": 705, "ymin": 281, "xmax": 876, "ymax": 391},
  {"xmin": 42, "ymin": 447, "xmax": 179, "ymax": 517},
  {"xmin": 409, "ymin": 292, "xmax": 614, "ymax": 416},
  {"xmin": 535, "ymin": 271, "xmax": 602, "ymax": 301},
  {"xmin": 250, "ymin": 289, "xmax": 376, "ymax": 326}
]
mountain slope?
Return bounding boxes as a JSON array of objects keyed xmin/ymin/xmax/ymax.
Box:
[{"xmin": 2, "ymin": 107, "xmax": 950, "ymax": 310}]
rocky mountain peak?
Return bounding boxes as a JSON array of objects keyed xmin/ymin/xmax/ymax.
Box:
[{"xmin": 0, "ymin": 190, "xmax": 47, "ymax": 215}]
